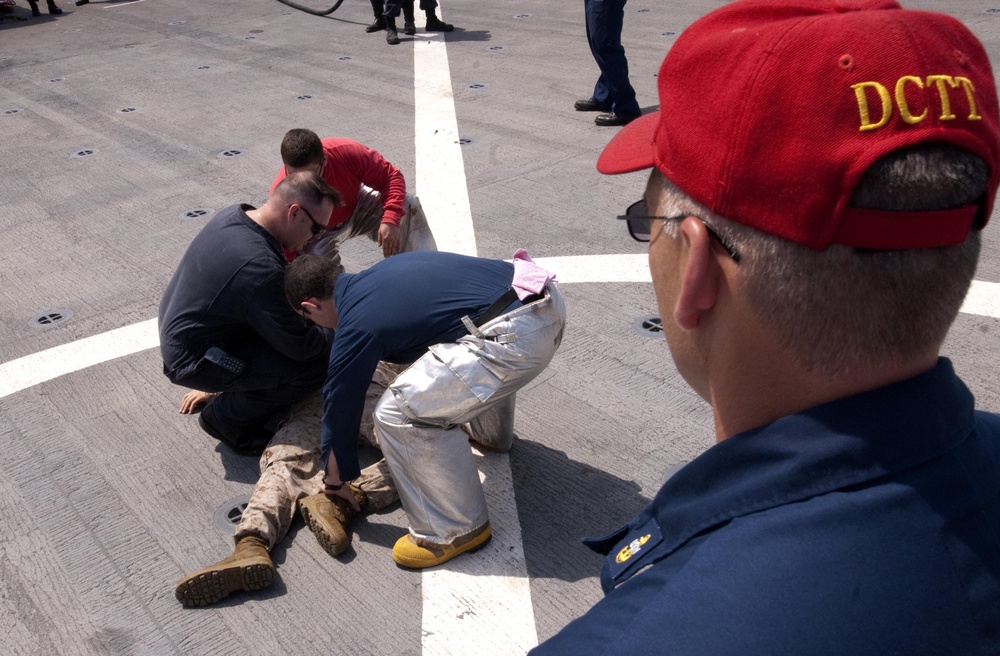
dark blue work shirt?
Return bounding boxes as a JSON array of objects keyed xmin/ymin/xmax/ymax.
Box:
[
  {"xmin": 532, "ymin": 359, "xmax": 1000, "ymax": 655},
  {"xmin": 322, "ymin": 251, "xmax": 515, "ymax": 479},
  {"xmin": 159, "ymin": 204, "xmax": 326, "ymax": 377}
]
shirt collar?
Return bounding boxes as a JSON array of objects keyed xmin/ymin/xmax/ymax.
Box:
[{"xmin": 590, "ymin": 358, "xmax": 975, "ymax": 587}]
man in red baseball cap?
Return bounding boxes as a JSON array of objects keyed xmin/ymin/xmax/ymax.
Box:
[{"xmin": 532, "ymin": 1, "xmax": 1000, "ymax": 653}]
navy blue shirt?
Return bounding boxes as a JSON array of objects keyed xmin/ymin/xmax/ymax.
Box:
[
  {"xmin": 159, "ymin": 205, "xmax": 327, "ymax": 377},
  {"xmin": 532, "ymin": 359, "xmax": 1000, "ymax": 655},
  {"xmin": 323, "ymin": 251, "xmax": 515, "ymax": 479}
]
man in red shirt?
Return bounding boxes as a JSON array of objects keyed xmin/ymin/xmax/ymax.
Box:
[{"xmin": 270, "ymin": 129, "xmax": 436, "ymax": 271}]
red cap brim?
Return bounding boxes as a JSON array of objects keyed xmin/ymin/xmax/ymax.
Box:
[{"xmin": 597, "ymin": 112, "xmax": 661, "ymax": 175}]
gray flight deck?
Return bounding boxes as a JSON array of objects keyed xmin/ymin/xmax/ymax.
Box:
[{"xmin": 2, "ymin": 0, "xmax": 999, "ymax": 654}]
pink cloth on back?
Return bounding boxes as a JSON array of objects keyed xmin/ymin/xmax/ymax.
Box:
[{"xmin": 511, "ymin": 249, "xmax": 556, "ymax": 300}]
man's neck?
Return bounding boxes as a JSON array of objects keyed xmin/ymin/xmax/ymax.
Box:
[{"xmin": 706, "ymin": 326, "xmax": 939, "ymax": 442}]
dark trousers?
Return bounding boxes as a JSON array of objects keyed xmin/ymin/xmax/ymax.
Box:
[
  {"xmin": 585, "ymin": 0, "xmax": 640, "ymax": 116},
  {"xmin": 167, "ymin": 336, "xmax": 329, "ymax": 433},
  {"xmin": 383, "ymin": 0, "xmax": 436, "ymax": 19}
]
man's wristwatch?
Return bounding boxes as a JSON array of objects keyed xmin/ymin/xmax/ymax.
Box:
[{"xmin": 323, "ymin": 480, "xmax": 345, "ymax": 491}]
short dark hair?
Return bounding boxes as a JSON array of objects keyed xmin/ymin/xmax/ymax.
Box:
[
  {"xmin": 851, "ymin": 142, "xmax": 989, "ymax": 214},
  {"xmin": 272, "ymin": 170, "xmax": 343, "ymax": 210},
  {"xmin": 285, "ymin": 255, "xmax": 339, "ymax": 309},
  {"xmin": 280, "ymin": 129, "xmax": 324, "ymax": 169}
]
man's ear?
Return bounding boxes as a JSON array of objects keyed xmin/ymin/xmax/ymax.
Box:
[
  {"xmin": 300, "ymin": 297, "xmax": 321, "ymax": 314},
  {"xmin": 674, "ymin": 218, "xmax": 721, "ymax": 331},
  {"xmin": 285, "ymin": 202, "xmax": 300, "ymax": 224}
]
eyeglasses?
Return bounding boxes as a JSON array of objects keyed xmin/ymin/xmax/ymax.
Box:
[
  {"xmin": 618, "ymin": 199, "xmax": 741, "ymax": 263},
  {"xmin": 299, "ymin": 205, "xmax": 326, "ymax": 236}
]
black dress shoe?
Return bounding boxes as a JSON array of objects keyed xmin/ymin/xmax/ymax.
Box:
[
  {"xmin": 574, "ymin": 98, "xmax": 611, "ymax": 112},
  {"xmin": 425, "ymin": 16, "xmax": 453, "ymax": 32},
  {"xmin": 595, "ymin": 112, "xmax": 640, "ymax": 127}
]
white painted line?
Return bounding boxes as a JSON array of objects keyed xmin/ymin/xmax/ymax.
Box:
[
  {"xmin": 961, "ymin": 280, "xmax": 1000, "ymax": 318},
  {"xmin": 0, "ymin": 318, "xmax": 158, "ymax": 399},
  {"xmin": 2, "ymin": 273, "xmax": 997, "ymax": 402},
  {"xmin": 413, "ymin": 31, "xmax": 478, "ymax": 256},
  {"xmin": 413, "ymin": 15, "xmax": 539, "ymax": 654},
  {"xmin": 420, "ymin": 450, "xmax": 540, "ymax": 656},
  {"xmin": 103, "ymin": 0, "xmax": 146, "ymax": 7},
  {"xmin": 534, "ymin": 254, "xmax": 650, "ymax": 284}
]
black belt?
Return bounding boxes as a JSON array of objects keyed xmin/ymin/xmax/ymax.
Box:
[{"xmin": 473, "ymin": 288, "xmax": 543, "ymax": 327}]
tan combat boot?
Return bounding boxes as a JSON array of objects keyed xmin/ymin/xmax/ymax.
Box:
[
  {"xmin": 174, "ymin": 535, "xmax": 274, "ymax": 606},
  {"xmin": 299, "ymin": 488, "xmax": 366, "ymax": 557}
]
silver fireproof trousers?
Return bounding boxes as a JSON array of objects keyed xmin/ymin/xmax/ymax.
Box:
[{"xmin": 374, "ymin": 283, "xmax": 566, "ymax": 546}]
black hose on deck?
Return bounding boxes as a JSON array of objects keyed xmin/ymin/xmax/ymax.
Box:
[{"xmin": 275, "ymin": 0, "xmax": 344, "ymax": 16}]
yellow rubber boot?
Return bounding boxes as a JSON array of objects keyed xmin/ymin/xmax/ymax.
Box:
[{"xmin": 392, "ymin": 523, "xmax": 492, "ymax": 569}]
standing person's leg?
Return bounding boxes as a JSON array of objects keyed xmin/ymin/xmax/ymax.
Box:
[
  {"xmin": 420, "ymin": 0, "xmax": 453, "ymax": 32},
  {"xmin": 366, "ymin": 0, "xmax": 386, "ymax": 32},
  {"xmin": 584, "ymin": 0, "xmax": 612, "ymax": 110},
  {"xmin": 402, "ymin": 0, "xmax": 416, "ymax": 35},
  {"xmin": 375, "ymin": 288, "xmax": 566, "ymax": 567},
  {"xmin": 587, "ymin": 0, "xmax": 640, "ymax": 119},
  {"xmin": 382, "ymin": 0, "xmax": 402, "ymax": 44}
]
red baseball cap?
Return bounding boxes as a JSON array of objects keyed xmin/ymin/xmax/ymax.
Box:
[{"xmin": 598, "ymin": 0, "xmax": 1000, "ymax": 250}]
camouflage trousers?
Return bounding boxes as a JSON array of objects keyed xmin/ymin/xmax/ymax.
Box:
[{"xmin": 234, "ymin": 362, "xmax": 404, "ymax": 549}]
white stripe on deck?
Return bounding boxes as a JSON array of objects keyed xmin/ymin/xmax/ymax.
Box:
[
  {"xmin": 412, "ymin": 16, "xmax": 538, "ymax": 655},
  {"xmin": 959, "ymin": 279, "xmax": 1000, "ymax": 318},
  {"xmin": 414, "ymin": 34, "xmax": 477, "ymax": 257},
  {"xmin": 0, "ymin": 318, "xmax": 158, "ymax": 399},
  {"xmin": 2, "ymin": 278, "xmax": 1000, "ymax": 398}
]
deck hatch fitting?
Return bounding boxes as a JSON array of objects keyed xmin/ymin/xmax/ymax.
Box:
[
  {"xmin": 28, "ymin": 309, "xmax": 73, "ymax": 330},
  {"xmin": 179, "ymin": 208, "xmax": 214, "ymax": 221},
  {"xmin": 633, "ymin": 315, "xmax": 664, "ymax": 338},
  {"xmin": 214, "ymin": 495, "xmax": 252, "ymax": 532}
]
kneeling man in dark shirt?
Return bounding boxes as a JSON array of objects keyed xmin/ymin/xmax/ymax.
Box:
[{"xmin": 159, "ymin": 172, "xmax": 340, "ymax": 454}]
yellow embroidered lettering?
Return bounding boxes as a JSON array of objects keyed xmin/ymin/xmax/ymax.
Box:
[
  {"xmin": 926, "ymin": 75, "xmax": 958, "ymax": 120},
  {"xmin": 895, "ymin": 76, "xmax": 927, "ymax": 124},
  {"xmin": 852, "ymin": 81, "xmax": 891, "ymax": 131},
  {"xmin": 954, "ymin": 76, "xmax": 982, "ymax": 120}
]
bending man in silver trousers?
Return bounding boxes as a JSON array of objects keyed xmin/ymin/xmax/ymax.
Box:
[{"xmin": 286, "ymin": 250, "xmax": 566, "ymax": 568}]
